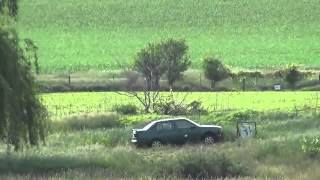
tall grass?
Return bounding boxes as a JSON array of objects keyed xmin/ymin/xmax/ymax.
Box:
[
  {"xmin": 1, "ymin": 110, "xmax": 320, "ymax": 178},
  {"xmin": 53, "ymin": 112, "xmax": 121, "ymax": 131}
]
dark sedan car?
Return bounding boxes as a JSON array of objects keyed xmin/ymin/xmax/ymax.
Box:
[{"xmin": 131, "ymin": 118, "xmax": 223, "ymax": 147}]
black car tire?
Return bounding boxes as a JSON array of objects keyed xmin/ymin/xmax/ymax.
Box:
[
  {"xmin": 203, "ymin": 134, "xmax": 216, "ymax": 145},
  {"xmin": 151, "ymin": 140, "xmax": 163, "ymax": 148}
]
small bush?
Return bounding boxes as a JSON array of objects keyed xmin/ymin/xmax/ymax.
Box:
[
  {"xmin": 228, "ymin": 110, "xmax": 259, "ymax": 123},
  {"xmin": 301, "ymin": 136, "xmax": 320, "ymax": 157},
  {"xmin": 154, "ymin": 100, "xmax": 188, "ymax": 115},
  {"xmin": 285, "ymin": 65, "xmax": 302, "ymax": 89},
  {"xmin": 112, "ymin": 104, "xmax": 138, "ymax": 115},
  {"xmin": 203, "ymin": 57, "xmax": 231, "ymax": 89},
  {"xmin": 154, "ymin": 96, "xmax": 207, "ymax": 115},
  {"xmin": 188, "ymin": 100, "xmax": 208, "ymax": 115}
]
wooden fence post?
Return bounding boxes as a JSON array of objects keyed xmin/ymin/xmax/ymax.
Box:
[
  {"xmin": 316, "ymin": 92, "xmax": 319, "ymax": 114},
  {"xmin": 199, "ymin": 73, "xmax": 202, "ymax": 88},
  {"xmin": 68, "ymin": 74, "xmax": 71, "ymax": 86},
  {"xmin": 242, "ymin": 78, "xmax": 246, "ymax": 91}
]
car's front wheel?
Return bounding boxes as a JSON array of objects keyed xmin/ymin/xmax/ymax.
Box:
[
  {"xmin": 151, "ymin": 140, "xmax": 163, "ymax": 148},
  {"xmin": 203, "ymin": 134, "xmax": 216, "ymax": 145}
]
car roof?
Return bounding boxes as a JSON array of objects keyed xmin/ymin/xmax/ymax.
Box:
[
  {"xmin": 141, "ymin": 117, "xmax": 199, "ymax": 130},
  {"xmin": 152, "ymin": 117, "xmax": 189, "ymax": 123}
]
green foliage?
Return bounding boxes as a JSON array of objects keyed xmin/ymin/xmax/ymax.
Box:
[
  {"xmin": 134, "ymin": 38, "xmax": 190, "ymax": 89},
  {"xmin": 154, "ymin": 100, "xmax": 188, "ymax": 115},
  {"xmin": 0, "ymin": 0, "xmax": 18, "ymax": 18},
  {"xmin": 112, "ymin": 104, "xmax": 138, "ymax": 115},
  {"xmin": 188, "ymin": 100, "xmax": 208, "ymax": 115},
  {"xmin": 154, "ymin": 95, "xmax": 207, "ymax": 115},
  {"xmin": 285, "ymin": 65, "xmax": 302, "ymax": 89},
  {"xmin": 203, "ymin": 57, "xmax": 231, "ymax": 89},
  {"xmin": 301, "ymin": 136, "xmax": 320, "ymax": 157},
  {"xmin": 160, "ymin": 39, "xmax": 191, "ymax": 87},
  {"xmin": 134, "ymin": 42, "xmax": 165, "ymax": 90},
  {"xmin": 0, "ymin": 29, "xmax": 48, "ymax": 150},
  {"xmin": 229, "ymin": 110, "xmax": 259, "ymax": 122},
  {"xmin": 22, "ymin": 39, "xmax": 40, "ymax": 74}
]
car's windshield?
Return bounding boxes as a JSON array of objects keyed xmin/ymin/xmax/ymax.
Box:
[
  {"xmin": 185, "ymin": 119, "xmax": 200, "ymax": 126},
  {"xmin": 142, "ymin": 121, "xmax": 156, "ymax": 130}
]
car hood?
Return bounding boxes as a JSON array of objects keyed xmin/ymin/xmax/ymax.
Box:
[
  {"xmin": 132, "ymin": 129, "xmax": 146, "ymax": 132},
  {"xmin": 199, "ymin": 125, "xmax": 222, "ymax": 129}
]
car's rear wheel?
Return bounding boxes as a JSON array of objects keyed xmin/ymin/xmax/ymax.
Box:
[
  {"xmin": 151, "ymin": 140, "xmax": 163, "ymax": 148},
  {"xmin": 203, "ymin": 134, "xmax": 216, "ymax": 145}
]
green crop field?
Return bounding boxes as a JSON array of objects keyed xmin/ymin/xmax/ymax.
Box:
[
  {"xmin": 17, "ymin": 0, "xmax": 320, "ymax": 73},
  {"xmin": 41, "ymin": 91, "xmax": 320, "ymax": 120}
]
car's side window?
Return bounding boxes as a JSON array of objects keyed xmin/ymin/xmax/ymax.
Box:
[
  {"xmin": 156, "ymin": 122, "xmax": 173, "ymax": 131},
  {"xmin": 175, "ymin": 120, "xmax": 195, "ymax": 129}
]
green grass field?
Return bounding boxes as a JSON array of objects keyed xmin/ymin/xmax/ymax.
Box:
[
  {"xmin": 17, "ymin": 0, "xmax": 320, "ymax": 73},
  {"xmin": 41, "ymin": 91, "xmax": 320, "ymax": 120}
]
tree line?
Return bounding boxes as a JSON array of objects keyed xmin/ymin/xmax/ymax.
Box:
[{"xmin": 133, "ymin": 39, "xmax": 306, "ymax": 91}]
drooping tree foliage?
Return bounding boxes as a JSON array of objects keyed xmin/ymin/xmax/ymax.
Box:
[
  {"xmin": 23, "ymin": 38, "xmax": 40, "ymax": 74},
  {"xmin": 0, "ymin": 0, "xmax": 48, "ymax": 151},
  {"xmin": 0, "ymin": 0, "xmax": 18, "ymax": 18}
]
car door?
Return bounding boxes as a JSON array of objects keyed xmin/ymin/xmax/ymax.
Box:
[
  {"xmin": 154, "ymin": 121, "xmax": 180, "ymax": 144},
  {"xmin": 174, "ymin": 120, "xmax": 200, "ymax": 143}
]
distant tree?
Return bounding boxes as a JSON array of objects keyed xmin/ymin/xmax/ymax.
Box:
[
  {"xmin": 134, "ymin": 43, "xmax": 166, "ymax": 90},
  {"xmin": 127, "ymin": 39, "xmax": 190, "ymax": 112},
  {"xmin": 0, "ymin": 0, "xmax": 48, "ymax": 151},
  {"xmin": 285, "ymin": 65, "xmax": 302, "ymax": 89},
  {"xmin": 128, "ymin": 43, "xmax": 165, "ymax": 113},
  {"xmin": 203, "ymin": 57, "xmax": 230, "ymax": 89},
  {"xmin": 134, "ymin": 39, "xmax": 191, "ymax": 90},
  {"xmin": 161, "ymin": 39, "xmax": 191, "ymax": 88}
]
